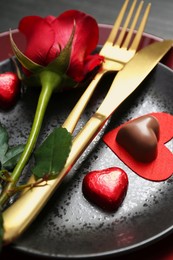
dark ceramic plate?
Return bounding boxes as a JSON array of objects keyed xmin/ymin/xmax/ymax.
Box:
[
  {"xmin": 1, "ymin": 27, "xmax": 173, "ymax": 259},
  {"xmin": 1, "ymin": 52, "xmax": 173, "ymax": 259}
]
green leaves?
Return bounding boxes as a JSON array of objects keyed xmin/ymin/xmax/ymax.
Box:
[
  {"xmin": 0, "ymin": 124, "xmax": 24, "ymax": 171},
  {"xmin": 2, "ymin": 145, "xmax": 25, "ymax": 170},
  {"xmin": 32, "ymin": 127, "xmax": 72, "ymax": 180}
]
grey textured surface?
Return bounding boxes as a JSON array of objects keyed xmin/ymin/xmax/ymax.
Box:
[{"xmin": 0, "ymin": 0, "xmax": 173, "ymax": 39}]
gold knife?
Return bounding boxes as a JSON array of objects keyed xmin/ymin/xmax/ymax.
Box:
[{"xmin": 3, "ymin": 40, "xmax": 173, "ymax": 244}]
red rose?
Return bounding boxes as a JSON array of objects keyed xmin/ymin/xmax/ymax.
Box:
[
  {"xmin": 19, "ymin": 10, "xmax": 103, "ymax": 82},
  {"xmin": 6, "ymin": 10, "xmax": 104, "ymax": 207}
]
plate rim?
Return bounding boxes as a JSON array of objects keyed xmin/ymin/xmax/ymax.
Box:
[{"xmin": 1, "ymin": 26, "xmax": 173, "ymax": 259}]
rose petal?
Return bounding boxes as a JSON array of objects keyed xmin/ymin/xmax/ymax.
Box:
[
  {"xmin": 50, "ymin": 10, "xmax": 101, "ymax": 81},
  {"xmin": 18, "ymin": 11, "xmax": 103, "ymax": 83},
  {"xmin": 19, "ymin": 16, "xmax": 57, "ymax": 66},
  {"xmin": 83, "ymin": 54, "xmax": 104, "ymax": 75}
]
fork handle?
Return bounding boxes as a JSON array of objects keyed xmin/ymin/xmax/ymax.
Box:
[
  {"xmin": 63, "ymin": 71, "xmax": 104, "ymax": 133},
  {"xmin": 3, "ymin": 114, "xmax": 105, "ymax": 244},
  {"xmin": 63, "ymin": 60, "xmax": 123, "ymax": 133}
]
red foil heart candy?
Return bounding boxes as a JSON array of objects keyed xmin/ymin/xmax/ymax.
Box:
[
  {"xmin": 0, "ymin": 72, "xmax": 20, "ymax": 109},
  {"xmin": 116, "ymin": 115, "xmax": 160, "ymax": 163},
  {"xmin": 82, "ymin": 167, "xmax": 128, "ymax": 211}
]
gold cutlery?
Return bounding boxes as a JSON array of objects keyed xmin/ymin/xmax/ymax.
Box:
[
  {"xmin": 63, "ymin": 0, "xmax": 151, "ymax": 133},
  {"xmin": 3, "ymin": 39, "xmax": 173, "ymax": 245},
  {"xmin": 21, "ymin": 0, "xmax": 151, "ymax": 191}
]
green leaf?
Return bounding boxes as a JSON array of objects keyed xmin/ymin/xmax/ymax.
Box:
[
  {"xmin": 2, "ymin": 144, "xmax": 25, "ymax": 170},
  {"xmin": 47, "ymin": 23, "xmax": 76, "ymax": 73},
  {"xmin": 0, "ymin": 125, "xmax": 8, "ymax": 160},
  {"xmin": 33, "ymin": 127, "xmax": 72, "ymax": 179},
  {"xmin": 0, "ymin": 124, "xmax": 24, "ymax": 171},
  {"xmin": 0, "ymin": 209, "xmax": 3, "ymax": 251},
  {"xmin": 10, "ymin": 30, "xmax": 44, "ymax": 73}
]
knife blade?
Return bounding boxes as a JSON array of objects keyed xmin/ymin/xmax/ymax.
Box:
[{"xmin": 3, "ymin": 39, "xmax": 173, "ymax": 244}]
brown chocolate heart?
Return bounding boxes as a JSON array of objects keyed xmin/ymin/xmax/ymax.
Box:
[{"xmin": 116, "ymin": 115, "xmax": 160, "ymax": 163}]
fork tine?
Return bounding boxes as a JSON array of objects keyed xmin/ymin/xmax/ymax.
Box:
[
  {"xmin": 107, "ymin": 0, "xmax": 129, "ymax": 44},
  {"xmin": 115, "ymin": 0, "xmax": 137, "ymax": 47},
  {"xmin": 129, "ymin": 3, "xmax": 151, "ymax": 51},
  {"xmin": 122, "ymin": 1, "xmax": 144, "ymax": 49}
]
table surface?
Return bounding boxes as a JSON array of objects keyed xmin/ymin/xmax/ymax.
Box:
[
  {"xmin": 1, "ymin": 0, "xmax": 173, "ymax": 39},
  {"xmin": 1, "ymin": 0, "xmax": 173, "ymax": 259}
]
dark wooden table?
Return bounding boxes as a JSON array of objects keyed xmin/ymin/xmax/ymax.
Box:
[{"xmin": 0, "ymin": 0, "xmax": 173, "ymax": 259}]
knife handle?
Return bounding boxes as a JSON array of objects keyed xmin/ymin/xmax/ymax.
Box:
[{"xmin": 3, "ymin": 113, "xmax": 105, "ymax": 244}]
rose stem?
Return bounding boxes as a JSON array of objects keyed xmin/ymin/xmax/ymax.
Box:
[{"xmin": 0, "ymin": 71, "xmax": 62, "ymax": 206}]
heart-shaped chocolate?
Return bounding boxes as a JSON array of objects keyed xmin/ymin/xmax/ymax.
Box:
[
  {"xmin": 0, "ymin": 72, "xmax": 20, "ymax": 109},
  {"xmin": 82, "ymin": 167, "xmax": 128, "ymax": 211},
  {"xmin": 116, "ymin": 115, "xmax": 160, "ymax": 162},
  {"xmin": 103, "ymin": 112, "xmax": 173, "ymax": 181}
]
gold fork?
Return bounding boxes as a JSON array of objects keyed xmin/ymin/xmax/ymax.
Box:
[
  {"xmin": 23, "ymin": 0, "xmax": 151, "ymax": 188},
  {"xmin": 2, "ymin": 0, "xmax": 151, "ymax": 244},
  {"xmin": 63, "ymin": 0, "xmax": 151, "ymax": 133}
]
